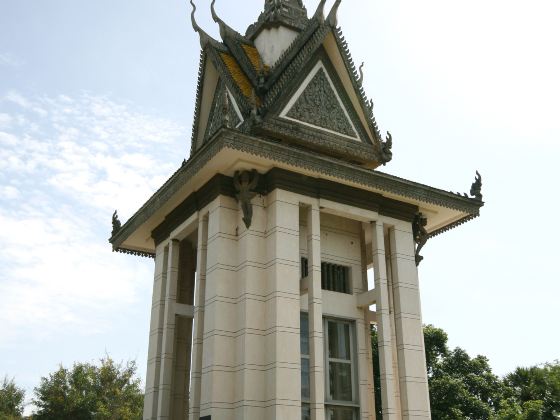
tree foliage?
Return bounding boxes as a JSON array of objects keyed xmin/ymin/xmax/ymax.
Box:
[
  {"xmin": 0, "ymin": 376, "xmax": 25, "ymax": 419},
  {"xmin": 32, "ymin": 357, "xmax": 143, "ymax": 420},
  {"xmin": 371, "ymin": 325, "xmax": 560, "ymax": 420}
]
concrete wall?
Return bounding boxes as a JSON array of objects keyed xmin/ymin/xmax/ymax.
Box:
[{"xmin": 143, "ymin": 189, "xmax": 430, "ymax": 420}]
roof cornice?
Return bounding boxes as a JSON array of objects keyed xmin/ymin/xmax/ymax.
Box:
[{"xmin": 110, "ymin": 129, "xmax": 483, "ymax": 252}]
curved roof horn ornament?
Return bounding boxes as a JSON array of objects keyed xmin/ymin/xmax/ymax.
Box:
[
  {"xmin": 358, "ymin": 62, "xmax": 365, "ymax": 86},
  {"xmin": 313, "ymin": 0, "xmax": 327, "ymax": 22},
  {"xmin": 190, "ymin": 0, "xmax": 213, "ymax": 47},
  {"xmin": 327, "ymin": 0, "xmax": 342, "ymax": 27},
  {"xmin": 211, "ymin": 0, "xmax": 238, "ymax": 40}
]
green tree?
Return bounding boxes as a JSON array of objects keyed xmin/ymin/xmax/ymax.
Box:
[
  {"xmin": 373, "ymin": 325, "xmax": 510, "ymax": 419},
  {"xmin": 32, "ymin": 357, "xmax": 143, "ymax": 420},
  {"xmin": 503, "ymin": 362, "xmax": 560, "ymax": 419},
  {"xmin": 371, "ymin": 326, "xmax": 382, "ymax": 420},
  {"xmin": 424, "ymin": 325, "xmax": 506, "ymax": 419},
  {"xmin": 0, "ymin": 377, "xmax": 25, "ymax": 419}
]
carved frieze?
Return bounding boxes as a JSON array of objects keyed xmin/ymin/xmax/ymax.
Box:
[{"xmin": 285, "ymin": 68, "xmax": 357, "ymax": 138}]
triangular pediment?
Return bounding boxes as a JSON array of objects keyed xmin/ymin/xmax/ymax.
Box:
[
  {"xmin": 279, "ymin": 60, "xmax": 362, "ymax": 141},
  {"xmin": 204, "ymin": 78, "xmax": 243, "ymax": 141}
]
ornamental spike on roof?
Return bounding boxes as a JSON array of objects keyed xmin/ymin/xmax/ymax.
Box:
[
  {"xmin": 187, "ymin": 0, "xmax": 394, "ymax": 168},
  {"xmin": 246, "ymin": 0, "xmax": 309, "ymax": 38}
]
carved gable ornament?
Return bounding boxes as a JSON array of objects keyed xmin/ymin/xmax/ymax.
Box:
[
  {"xmin": 280, "ymin": 61, "xmax": 360, "ymax": 141},
  {"xmin": 205, "ymin": 79, "xmax": 243, "ymax": 142}
]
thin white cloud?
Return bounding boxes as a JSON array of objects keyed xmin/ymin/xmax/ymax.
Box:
[
  {"xmin": 0, "ymin": 52, "xmax": 23, "ymax": 68},
  {"xmin": 0, "ymin": 91, "xmax": 188, "ymax": 348}
]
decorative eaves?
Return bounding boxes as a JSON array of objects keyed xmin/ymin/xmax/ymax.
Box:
[
  {"xmin": 189, "ymin": 50, "xmax": 207, "ymax": 156},
  {"xmin": 110, "ymin": 129, "xmax": 483, "ymax": 255}
]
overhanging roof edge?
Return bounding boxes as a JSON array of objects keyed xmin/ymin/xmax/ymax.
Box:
[{"xmin": 110, "ymin": 129, "xmax": 483, "ymax": 251}]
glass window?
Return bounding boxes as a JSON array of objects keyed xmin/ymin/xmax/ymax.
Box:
[
  {"xmin": 325, "ymin": 318, "xmax": 358, "ymax": 418},
  {"xmin": 301, "ymin": 312, "xmax": 309, "ymax": 356},
  {"xmin": 326, "ymin": 405, "xmax": 355, "ymax": 420},
  {"xmin": 302, "ymin": 403, "xmax": 311, "ymax": 420},
  {"xmin": 327, "ymin": 321, "xmax": 351, "ymax": 360},
  {"xmin": 301, "ymin": 258, "xmax": 351, "ymax": 294},
  {"xmin": 302, "ymin": 314, "xmax": 358, "ymax": 419},
  {"xmin": 321, "ymin": 262, "xmax": 350, "ymax": 294},
  {"xmin": 301, "ymin": 312, "xmax": 311, "ymax": 412}
]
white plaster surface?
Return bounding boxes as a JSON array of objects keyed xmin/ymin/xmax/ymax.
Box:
[{"xmin": 254, "ymin": 26, "xmax": 299, "ymax": 67}]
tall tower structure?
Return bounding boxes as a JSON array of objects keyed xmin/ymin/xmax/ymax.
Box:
[{"xmin": 110, "ymin": 1, "xmax": 484, "ymax": 419}]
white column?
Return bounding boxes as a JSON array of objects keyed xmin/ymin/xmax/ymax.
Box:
[
  {"xmin": 371, "ymin": 221, "xmax": 400, "ymax": 419},
  {"xmin": 264, "ymin": 190, "xmax": 301, "ymax": 419},
  {"xmin": 307, "ymin": 204, "xmax": 325, "ymax": 420},
  {"xmin": 357, "ymin": 314, "xmax": 376, "ymax": 420},
  {"xmin": 143, "ymin": 244, "xmax": 168, "ymax": 420},
  {"xmin": 199, "ymin": 196, "xmax": 238, "ymax": 420},
  {"xmin": 189, "ymin": 216, "xmax": 208, "ymax": 420},
  {"xmin": 389, "ymin": 225, "xmax": 431, "ymax": 420},
  {"xmin": 157, "ymin": 239, "xmax": 180, "ymax": 419},
  {"xmin": 359, "ymin": 229, "xmax": 376, "ymax": 420},
  {"xmin": 234, "ymin": 196, "xmax": 267, "ymax": 420}
]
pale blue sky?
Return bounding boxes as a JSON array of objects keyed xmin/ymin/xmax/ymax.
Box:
[{"xmin": 1, "ymin": 0, "xmax": 559, "ymax": 413}]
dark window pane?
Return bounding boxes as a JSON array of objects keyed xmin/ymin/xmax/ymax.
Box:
[
  {"xmin": 301, "ymin": 257, "xmax": 308, "ymax": 278},
  {"xmin": 329, "ymin": 362, "xmax": 353, "ymax": 401},
  {"xmin": 326, "ymin": 405, "xmax": 355, "ymax": 420},
  {"xmin": 342, "ymin": 267, "xmax": 349, "ymax": 293},
  {"xmin": 300, "ymin": 313, "xmax": 309, "ymax": 355},
  {"xmin": 301, "ymin": 358, "xmax": 310, "ymax": 400},
  {"xmin": 302, "ymin": 403, "xmax": 311, "ymax": 420},
  {"xmin": 321, "ymin": 262, "xmax": 350, "ymax": 294},
  {"xmin": 328, "ymin": 322, "xmax": 350, "ymax": 360}
]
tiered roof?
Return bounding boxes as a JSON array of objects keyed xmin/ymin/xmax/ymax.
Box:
[
  {"xmin": 189, "ymin": 0, "xmax": 392, "ymax": 168},
  {"xmin": 108, "ymin": 0, "xmax": 484, "ymax": 258}
]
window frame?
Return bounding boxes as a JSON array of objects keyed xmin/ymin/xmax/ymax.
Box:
[
  {"xmin": 300, "ymin": 257, "xmax": 352, "ymax": 295},
  {"xmin": 301, "ymin": 312, "xmax": 311, "ymax": 420},
  {"xmin": 323, "ymin": 317, "xmax": 360, "ymax": 419}
]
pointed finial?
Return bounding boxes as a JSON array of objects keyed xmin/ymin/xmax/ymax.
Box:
[
  {"xmin": 358, "ymin": 62, "xmax": 364, "ymax": 86},
  {"xmin": 470, "ymin": 170, "xmax": 483, "ymax": 201},
  {"xmin": 313, "ymin": 0, "xmax": 327, "ymax": 22},
  {"xmin": 112, "ymin": 210, "xmax": 122, "ymax": 237},
  {"xmin": 327, "ymin": 0, "xmax": 342, "ymax": 27},
  {"xmin": 380, "ymin": 131, "xmax": 393, "ymax": 164},
  {"xmin": 211, "ymin": 0, "xmax": 237, "ymax": 40},
  {"xmin": 210, "ymin": 0, "xmax": 219, "ymax": 21},
  {"xmin": 190, "ymin": 0, "xmax": 213, "ymax": 47}
]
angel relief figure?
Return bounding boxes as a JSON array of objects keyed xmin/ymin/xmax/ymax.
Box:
[
  {"xmin": 412, "ymin": 212, "xmax": 429, "ymax": 266},
  {"xmin": 233, "ymin": 169, "xmax": 259, "ymax": 229}
]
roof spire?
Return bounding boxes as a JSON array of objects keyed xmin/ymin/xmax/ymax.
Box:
[
  {"xmin": 190, "ymin": 0, "xmax": 214, "ymax": 47},
  {"xmin": 313, "ymin": 0, "xmax": 327, "ymax": 22},
  {"xmin": 211, "ymin": 0, "xmax": 240, "ymax": 40},
  {"xmin": 327, "ymin": 0, "xmax": 342, "ymax": 27},
  {"xmin": 246, "ymin": 0, "xmax": 308, "ymax": 38}
]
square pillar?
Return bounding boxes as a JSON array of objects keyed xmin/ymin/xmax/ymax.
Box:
[
  {"xmin": 199, "ymin": 196, "xmax": 238, "ymax": 420},
  {"xmin": 144, "ymin": 244, "xmax": 169, "ymax": 420},
  {"xmin": 358, "ymin": 228, "xmax": 376, "ymax": 420},
  {"xmin": 264, "ymin": 190, "xmax": 301, "ymax": 419},
  {"xmin": 389, "ymin": 225, "xmax": 431, "ymax": 420},
  {"xmin": 234, "ymin": 194, "xmax": 267, "ymax": 420},
  {"xmin": 189, "ymin": 216, "xmax": 208, "ymax": 420},
  {"xmin": 371, "ymin": 221, "xmax": 400, "ymax": 420},
  {"xmin": 156, "ymin": 239, "xmax": 181, "ymax": 419},
  {"xmin": 306, "ymin": 204, "xmax": 325, "ymax": 420}
]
